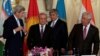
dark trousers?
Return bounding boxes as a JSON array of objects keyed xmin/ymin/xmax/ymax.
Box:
[
  {"xmin": 53, "ymin": 49, "xmax": 67, "ymax": 56},
  {"xmin": 3, "ymin": 48, "xmax": 23, "ymax": 56}
]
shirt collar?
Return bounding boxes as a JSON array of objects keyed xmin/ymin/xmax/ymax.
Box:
[
  {"xmin": 52, "ymin": 18, "xmax": 58, "ymax": 24},
  {"xmin": 14, "ymin": 15, "xmax": 19, "ymax": 21},
  {"xmin": 39, "ymin": 24, "xmax": 46, "ymax": 32},
  {"xmin": 83, "ymin": 23, "xmax": 90, "ymax": 30}
]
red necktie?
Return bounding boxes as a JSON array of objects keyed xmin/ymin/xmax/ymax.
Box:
[{"xmin": 83, "ymin": 26, "xmax": 87, "ymax": 40}]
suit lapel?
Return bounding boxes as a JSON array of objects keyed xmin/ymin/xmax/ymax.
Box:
[
  {"xmin": 53, "ymin": 19, "xmax": 60, "ymax": 29},
  {"xmin": 42, "ymin": 25, "xmax": 47, "ymax": 39},
  {"xmin": 49, "ymin": 19, "xmax": 60, "ymax": 28},
  {"xmin": 12, "ymin": 15, "xmax": 19, "ymax": 28},
  {"xmin": 41, "ymin": 25, "xmax": 48, "ymax": 39},
  {"xmin": 80, "ymin": 24, "xmax": 84, "ymax": 41},
  {"xmin": 85, "ymin": 25, "xmax": 92, "ymax": 40},
  {"xmin": 19, "ymin": 19, "xmax": 24, "ymax": 26},
  {"xmin": 37, "ymin": 24, "xmax": 41, "ymax": 39}
]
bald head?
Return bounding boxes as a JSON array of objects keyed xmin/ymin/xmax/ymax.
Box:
[{"xmin": 39, "ymin": 13, "xmax": 47, "ymax": 25}]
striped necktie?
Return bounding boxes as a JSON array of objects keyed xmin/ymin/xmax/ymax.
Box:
[
  {"xmin": 40, "ymin": 25, "xmax": 43, "ymax": 38},
  {"xmin": 83, "ymin": 26, "xmax": 87, "ymax": 40}
]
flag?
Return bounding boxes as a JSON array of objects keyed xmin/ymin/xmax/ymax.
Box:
[
  {"xmin": 23, "ymin": 0, "xmax": 39, "ymax": 56},
  {"xmin": 79, "ymin": 0, "xmax": 95, "ymax": 25},
  {"xmin": 56, "ymin": 0, "xmax": 66, "ymax": 20},
  {"xmin": 0, "ymin": 0, "xmax": 12, "ymax": 56},
  {"xmin": 1, "ymin": 0, "xmax": 12, "ymax": 19},
  {"xmin": 26, "ymin": 0, "xmax": 39, "ymax": 31},
  {"xmin": 0, "ymin": 0, "xmax": 12, "ymax": 35}
]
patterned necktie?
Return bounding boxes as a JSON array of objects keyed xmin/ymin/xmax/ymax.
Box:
[
  {"xmin": 40, "ymin": 25, "xmax": 43, "ymax": 38},
  {"xmin": 83, "ymin": 26, "xmax": 87, "ymax": 40}
]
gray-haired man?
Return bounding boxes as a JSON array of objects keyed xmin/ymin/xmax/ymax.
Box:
[
  {"xmin": 68, "ymin": 12, "xmax": 99, "ymax": 55},
  {"xmin": 3, "ymin": 5, "xmax": 25, "ymax": 56}
]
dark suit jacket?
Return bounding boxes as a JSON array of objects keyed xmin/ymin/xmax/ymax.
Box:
[
  {"xmin": 48, "ymin": 19, "xmax": 68, "ymax": 50},
  {"xmin": 68, "ymin": 23, "xmax": 99, "ymax": 55},
  {"xmin": 27, "ymin": 24, "xmax": 53, "ymax": 50},
  {"xmin": 3, "ymin": 15, "xmax": 25, "ymax": 56}
]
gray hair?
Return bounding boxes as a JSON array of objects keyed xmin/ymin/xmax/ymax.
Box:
[
  {"xmin": 39, "ymin": 13, "xmax": 47, "ymax": 18},
  {"xmin": 13, "ymin": 5, "xmax": 25, "ymax": 14},
  {"xmin": 82, "ymin": 12, "xmax": 92, "ymax": 20},
  {"xmin": 49, "ymin": 9, "xmax": 58, "ymax": 15}
]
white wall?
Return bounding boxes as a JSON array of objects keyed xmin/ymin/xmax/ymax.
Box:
[{"xmin": 0, "ymin": 0, "xmax": 3, "ymax": 35}]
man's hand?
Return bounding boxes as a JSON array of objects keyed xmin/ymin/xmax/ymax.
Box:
[
  {"xmin": 61, "ymin": 48, "xmax": 66, "ymax": 54},
  {"xmin": 50, "ymin": 47, "xmax": 54, "ymax": 54},
  {"xmin": 68, "ymin": 50, "xmax": 73, "ymax": 55},
  {"xmin": 14, "ymin": 26, "xmax": 23, "ymax": 32}
]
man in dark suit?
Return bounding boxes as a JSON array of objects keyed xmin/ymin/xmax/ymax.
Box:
[
  {"xmin": 3, "ymin": 5, "xmax": 25, "ymax": 56},
  {"xmin": 48, "ymin": 9, "xmax": 68, "ymax": 55},
  {"xmin": 27, "ymin": 13, "xmax": 52, "ymax": 50},
  {"xmin": 68, "ymin": 12, "xmax": 99, "ymax": 55}
]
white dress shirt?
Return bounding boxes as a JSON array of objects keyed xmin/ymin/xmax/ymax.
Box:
[
  {"xmin": 13, "ymin": 15, "xmax": 22, "ymax": 36},
  {"xmin": 39, "ymin": 24, "xmax": 46, "ymax": 33},
  {"xmin": 50, "ymin": 18, "xmax": 58, "ymax": 27}
]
